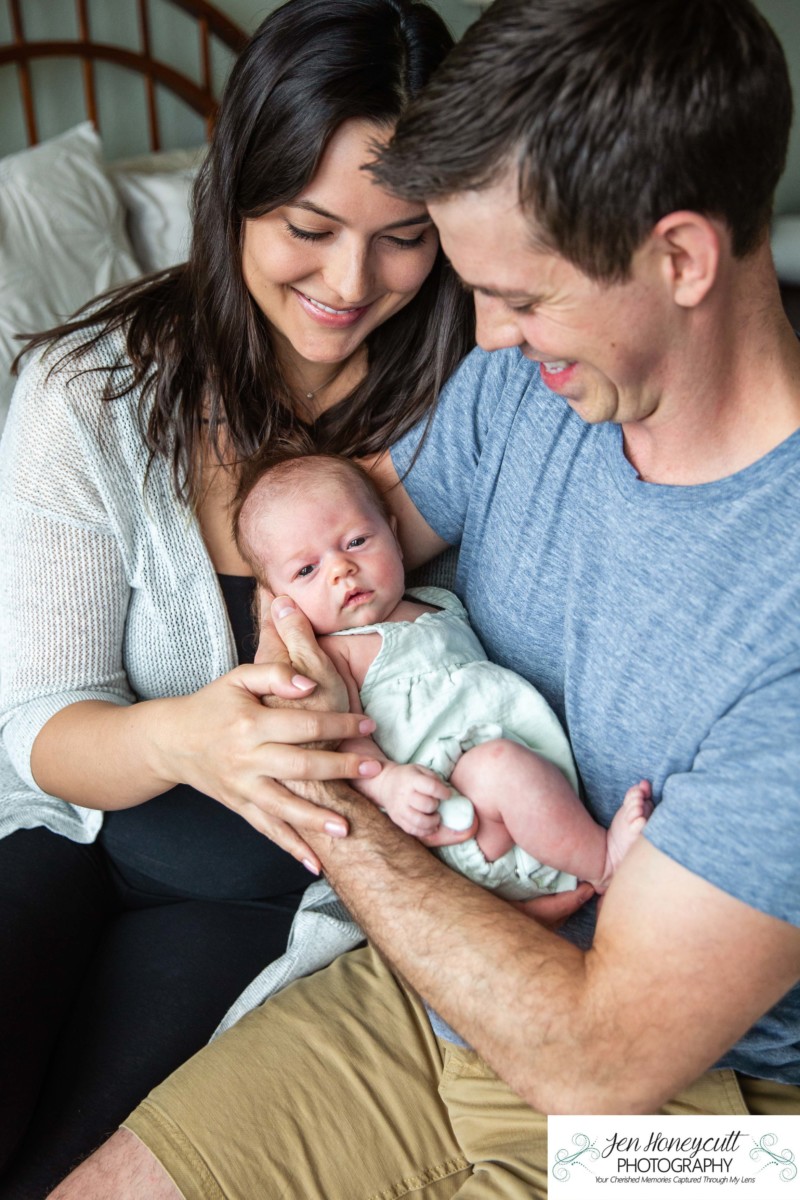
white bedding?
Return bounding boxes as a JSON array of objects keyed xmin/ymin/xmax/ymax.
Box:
[{"xmin": 0, "ymin": 123, "xmax": 205, "ymax": 432}]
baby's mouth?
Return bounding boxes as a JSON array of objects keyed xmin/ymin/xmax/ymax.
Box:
[{"xmin": 343, "ymin": 589, "xmax": 373, "ymax": 608}]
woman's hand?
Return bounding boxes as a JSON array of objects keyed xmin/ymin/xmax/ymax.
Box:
[{"xmin": 156, "ymin": 601, "xmax": 382, "ymax": 871}]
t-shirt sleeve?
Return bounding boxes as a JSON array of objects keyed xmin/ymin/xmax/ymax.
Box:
[
  {"xmin": 390, "ymin": 347, "xmax": 522, "ymax": 545},
  {"xmin": 644, "ymin": 656, "xmax": 800, "ymax": 926}
]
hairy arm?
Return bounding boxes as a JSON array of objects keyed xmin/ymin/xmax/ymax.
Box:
[{"xmin": 273, "ymin": 601, "xmax": 800, "ymax": 1114}]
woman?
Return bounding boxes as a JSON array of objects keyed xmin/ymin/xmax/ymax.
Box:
[{"xmin": 0, "ymin": 0, "xmax": 473, "ymax": 1193}]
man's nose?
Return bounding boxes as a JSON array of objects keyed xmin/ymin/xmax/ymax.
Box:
[{"xmin": 474, "ymin": 293, "xmax": 525, "ymax": 353}]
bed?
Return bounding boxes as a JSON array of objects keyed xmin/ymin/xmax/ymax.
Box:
[{"xmin": 0, "ymin": 0, "xmax": 248, "ymax": 431}]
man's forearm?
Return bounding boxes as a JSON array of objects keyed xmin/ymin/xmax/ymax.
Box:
[
  {"xmin": 291, "ymin": 777, "xmax": 800, "ymax": 1117},
  {"xmin": 300, "ymin": 780, "xmax": 608, "ymax": 1112}
]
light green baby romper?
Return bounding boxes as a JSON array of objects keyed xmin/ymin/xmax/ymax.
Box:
[{"xmin": 334, "ymin": 586, "xmax": 580, "ymax": 900}]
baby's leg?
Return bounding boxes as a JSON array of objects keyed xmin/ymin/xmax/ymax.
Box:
[{"xmin": 450, "ymin": 741, "xmax": 650, "ymax": 890}]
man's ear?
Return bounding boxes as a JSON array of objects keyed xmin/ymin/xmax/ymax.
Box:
[{"xmin": 652, "ymin": 211, "xmax": 721, "ymax": 308}]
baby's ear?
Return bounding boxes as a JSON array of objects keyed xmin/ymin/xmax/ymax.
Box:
[{"xmin": 389, "ymin": 513, "xmax": 403, "ymax": 557}]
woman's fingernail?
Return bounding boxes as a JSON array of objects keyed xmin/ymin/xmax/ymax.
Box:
[
  {"xmin": 324, "ymin": 821, "xmax": 348, "ymax": 838},
  {"xmin": 273, "ymin": 596, "xmax": 295, "ymax": 619},
  {"xmin": 292, "ymin": 675, "xmax": 315, "ymax": 691},
  {"xmin": 358, "ymin": 760, "xmax": 382, "ymax": 777},
  {"xmin": 302, "ymin": 858, "xmax": 320, "ymax": 875},
  {"xmin": 358, "ymin": 718, "xmax": 376, "ymax": 734}
]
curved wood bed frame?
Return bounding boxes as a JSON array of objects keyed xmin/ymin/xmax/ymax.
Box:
[{"xmin": 1, "ymin": 0, "xmax": 248, "ymax": 149}]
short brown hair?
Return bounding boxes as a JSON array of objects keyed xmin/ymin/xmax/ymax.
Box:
[{"xmin": 373, "ymin": 0, "xmax": 792, "ymax": 281}]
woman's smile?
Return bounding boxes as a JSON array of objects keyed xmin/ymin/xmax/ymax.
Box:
[{"xmin": 241, "ymin": 118, "xmax": 438, "ymax": 389}]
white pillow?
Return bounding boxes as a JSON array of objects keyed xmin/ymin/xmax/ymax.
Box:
[
  {"xmin": 0, "ymin": 123, "xmax": 141, "ymax": 432},
  {"xmin": 109, "ymin": 146, "xmax": 206, "ymax": 274}
]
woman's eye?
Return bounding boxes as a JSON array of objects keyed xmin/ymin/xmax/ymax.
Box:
[
  {"xmin": 347, "ymin": 537, "xmax": 366, "ymax": 549},
  {"xmin": 385, "ymin": 233, "xmax": 428, "ymax": 250},
  {"xmin": 297, "ymin": 564, "xmax": 315, "ymax": 578},
  {"xmin": 285, "ymin": 222, "xmax": 328, "ymax": 242}
]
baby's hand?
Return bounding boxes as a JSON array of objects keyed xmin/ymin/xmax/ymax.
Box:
[{"xmin": 379, "ymin": 763, "xmax": 452, "ymax": 837}]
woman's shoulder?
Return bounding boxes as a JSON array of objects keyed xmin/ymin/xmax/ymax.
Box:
[
  {"xmin": 2, "ymin": 321, "xmax": 148, "ymax": 497},
  {"xmin": 13, "ymin": 321, "xmax": 140, "ymax": 425}
]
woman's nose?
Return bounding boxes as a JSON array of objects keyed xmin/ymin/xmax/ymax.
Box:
[{"xmin": 324, "ymin": 239, "xmax": 372, "ymax": 306}]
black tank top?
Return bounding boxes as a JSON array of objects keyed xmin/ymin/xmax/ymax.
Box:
[{"xmin": 99, "ymin": 575, "xmax": 312, "ymax": 900}]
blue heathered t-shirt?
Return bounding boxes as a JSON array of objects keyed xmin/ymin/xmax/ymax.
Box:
[{"xmin": 391, "ymin": 345, "xmax": 800, "ymax": 1084}]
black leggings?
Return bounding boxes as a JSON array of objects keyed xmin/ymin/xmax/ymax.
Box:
[{"xmin": 0, "ymin": 827, "xmax": 303, "ymax": 1199}]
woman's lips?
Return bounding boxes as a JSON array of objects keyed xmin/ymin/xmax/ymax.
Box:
[{"xmin": 293, "ymin": 288, "xmax": 371, "ymax": 328}]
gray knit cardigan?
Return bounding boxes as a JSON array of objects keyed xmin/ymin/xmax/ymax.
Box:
[{"xmin": 0, "ymin": 327, "xmax": 456, "ymax": 1032}]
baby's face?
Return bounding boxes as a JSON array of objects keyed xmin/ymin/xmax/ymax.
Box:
[{"xmin": 256, "ymin": 480, "xmax": 406, "ymax": 634}]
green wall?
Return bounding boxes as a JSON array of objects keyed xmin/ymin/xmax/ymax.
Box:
[
  {"xmin": 757, "ymin": 1, "xmax": 800, "ymax": 213},
  {"xmin": 2, "ymin": 0, "xmax": 798, "ymax": 212}
]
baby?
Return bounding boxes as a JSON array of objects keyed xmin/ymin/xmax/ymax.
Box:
[{"xmin": 234, "ymin": 453, "xmax": 652, "ymax": 900}]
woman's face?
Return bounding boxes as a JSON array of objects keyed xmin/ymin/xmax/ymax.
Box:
[{"xmin": 241, "ymin": 119, "xmax": 439, "ymax": 389}]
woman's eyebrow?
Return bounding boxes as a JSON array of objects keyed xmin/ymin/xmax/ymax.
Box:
[{"xmin": 290, "ymin": 199, "xmax": 432, "ymax": 229}]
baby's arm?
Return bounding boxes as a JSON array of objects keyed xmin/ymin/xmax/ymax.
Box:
[{"xmin": 320, "ymin": 633, "xmax": 452, "ymax": 837}]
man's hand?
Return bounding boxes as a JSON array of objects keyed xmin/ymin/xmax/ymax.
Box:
[
  {"xmin": 257, "ymin": 592, "xmax": 350, "ymax": 718},
  {"xmin": 512, "ymin": 882, "xmax": 595, "ymax": 929}
]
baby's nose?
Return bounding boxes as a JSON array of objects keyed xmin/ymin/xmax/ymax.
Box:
[{"xmin": 329, "ymin": 553, "xmax": 356, "ymax": 582}]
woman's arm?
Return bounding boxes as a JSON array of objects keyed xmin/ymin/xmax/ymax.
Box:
[
  {"xmin": 30, "ymin": 671, "xmax": 377, "ymax": 870},
  {"xmin": 0, "ymin": 352, "xmax": 379, "ymax": 870}
]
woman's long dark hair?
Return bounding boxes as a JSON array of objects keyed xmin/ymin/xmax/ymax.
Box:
[{"xmin": 17, "ymin": 0, "xmax": 473, "ymax": 505}]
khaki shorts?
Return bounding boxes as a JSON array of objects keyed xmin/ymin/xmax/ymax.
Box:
[{"xmin": 124, "ymin": 945, "xmax": 800, "ymax": 1200}]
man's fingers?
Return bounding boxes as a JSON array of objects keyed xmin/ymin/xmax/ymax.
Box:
[
  {"xmin": 402, "ymin": 814, "xmax": 441, "ymax": 837},
  {"xmin": 513, "ymin": 882, "xmax": 595, "ymax": 927},
  {"xmin": 419, "ymin": 818, "xmax": 477, "ymax": 849},
  {"xmin": 253, "ymin": 586, "xmax": 286, "ymax": 666},
  {"xmin": 271, "ymin": 597, "xmax": 342, "ymax": 683}
]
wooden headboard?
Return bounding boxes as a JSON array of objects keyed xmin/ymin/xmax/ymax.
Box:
[{"xmin": 0, "ymin": 0, "xmax": 248, "ymax": 152}]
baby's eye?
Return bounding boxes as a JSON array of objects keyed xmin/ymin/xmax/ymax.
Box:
[
  {"xmin": 347, "ymin": 537, "xmax": 366, "ymax": 549},
  {"xmin": 296, "ymin": 564, "xmax": 316, "ymax": 578}
]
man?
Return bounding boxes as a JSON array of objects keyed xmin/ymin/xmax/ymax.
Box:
[{"xmin": 51, "ymin": 0, "xmax": 800, "ymax": 1196}]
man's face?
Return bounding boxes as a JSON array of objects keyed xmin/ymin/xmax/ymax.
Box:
[{"xmin": 428, "ymin": 172, "xmax": 675, "ymax": 427}]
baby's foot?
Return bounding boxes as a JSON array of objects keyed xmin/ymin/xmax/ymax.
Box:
[{"xmin": 596, "ymin": 780, "xmax": 653, "ymax": 892}]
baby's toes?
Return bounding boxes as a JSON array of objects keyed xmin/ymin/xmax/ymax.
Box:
[{"xmin": 622, "ymin": 780, "xmax": 653, "ymax": 824}]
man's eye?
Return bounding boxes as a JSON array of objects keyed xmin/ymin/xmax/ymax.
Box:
[
  {"xmin": 297, "ymin": 564, "xmax": 315, "ymax": 578},
  {"xmin": 347, "ymin": 537, "xmax": 366, "ymax": 548}
]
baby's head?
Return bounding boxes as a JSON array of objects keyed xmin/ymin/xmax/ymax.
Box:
[{"xmin": 234, "ymin": 452, "xmax": 405, "ymax": 635}]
